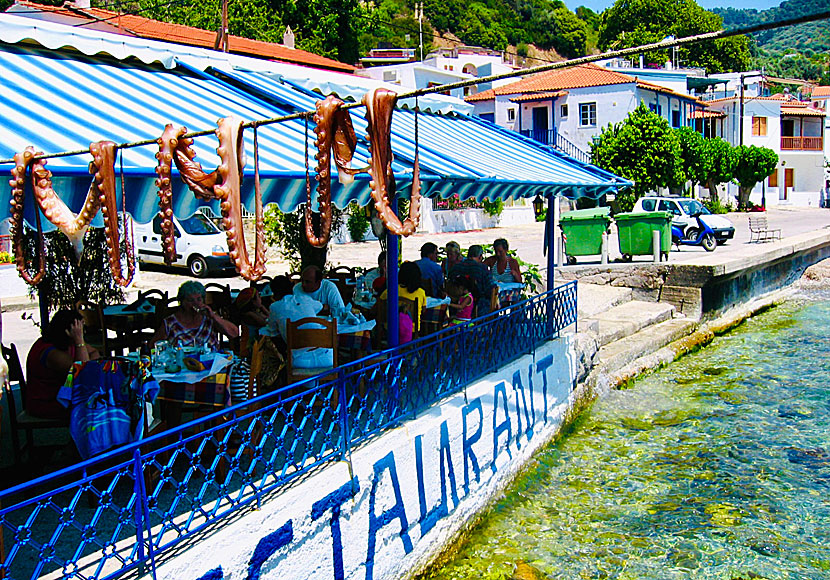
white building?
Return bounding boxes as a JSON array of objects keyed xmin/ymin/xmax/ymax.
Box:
[
  {"xmin": 466, "ymin": 63, "xmax": 704, "ymax": 162},
  {"xmin": 357, "ymin": 45, "xmax": 517, "ymax": 101},
  {"xmin": 705, "ymin": 94, "xmax": 826, "ymax": 207}
]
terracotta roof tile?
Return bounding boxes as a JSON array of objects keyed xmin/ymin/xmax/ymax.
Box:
[
  {"xmin": 12, "ymin": 1, "xmax": 355, "ymax": 72},
  {"xmin": 465, "ymin": 88, "xmax": 496, "ymax": 102},
  {"xmin": 689, "ymin": 110, "xmax": 725, "ymax": 119},
  {"xmin": 509, "ymin": 90, "xmax": 567, "ymax": 102},
  {"xmin": 811, "ymin": 86, "xmax": 830, "ymax": 97},
  {"xmin": 492, "ymin": 63, "xmax": 634, "ymax": 96},
  {"xmin": 636, "ymin": 80, "xmax": 704, "ymax": 104},
  {"xmin": 781, "ymin": 104, "xmax": 825, "ymax": 116}
]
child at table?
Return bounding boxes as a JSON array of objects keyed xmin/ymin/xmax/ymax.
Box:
[{"xmin": 446, "ymin": 276, "xmax": 475, "ymax": 324}]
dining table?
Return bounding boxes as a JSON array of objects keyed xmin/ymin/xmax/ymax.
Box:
[{"xmin": 154, "ymin": 349, "xmax": 234, "ymax": 408}]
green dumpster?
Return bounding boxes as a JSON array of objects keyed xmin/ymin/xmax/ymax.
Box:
[
  {"xmin": 559, "ymin": 207, "xmax": 612, "ymax": 265},
  {"xmin": 614, "ymin": 211, "xmax": 672, "ymax": 261}
]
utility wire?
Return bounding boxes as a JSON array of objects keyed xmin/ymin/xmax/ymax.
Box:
[
  {"xmin": 3, "ymin": 8, "xmax": 830, "ymax": 165},
  {"xmin": 70, "ymin": 0, "xmax": 190, "ymax": 28}
]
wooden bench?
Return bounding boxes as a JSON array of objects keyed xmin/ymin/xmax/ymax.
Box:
[{"xmin": 748, "ymin": 215, "xmax": 781, "ymax": 243}]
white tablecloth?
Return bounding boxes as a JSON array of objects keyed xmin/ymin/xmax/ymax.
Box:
[{"xmin": 152, "ymin": 352, "xmax": 232, "ymax": 384}]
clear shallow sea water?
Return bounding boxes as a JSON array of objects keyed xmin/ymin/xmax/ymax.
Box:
[{"xmin": 422, "ymin": 291, "xmax": 830, "ymax": 580}]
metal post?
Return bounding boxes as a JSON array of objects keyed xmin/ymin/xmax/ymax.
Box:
[
  {"xmin": 652, "ymin": 230, "xmax": 661, "ymax": 263},
  {"xmin": 387, "ymin": 233, "xmax": 399, "ymax": 348},
  {"xmin": 601, "ymin": 231, "xmax": 608, "ymax": 265},
  {"xmin": 546, "ymin": 194, "xmax": 556, "ymax": 291}
]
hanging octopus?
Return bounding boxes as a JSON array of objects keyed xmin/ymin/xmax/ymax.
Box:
[
  {"xmin": 89, "ymin": 141, "xmax": 134, "ymax": 287},
  {"xmin": 362, "ymin": 88, "xmax": 421, "ymax": 236},
  {"xmin": 172, "ymin": 117, "xmax": 265, "ymax": 281},
  {"xmin": 8, "ymin": 147, "xmax": 45, "ymax": 285},
  {"xmin": 307, "ymin": 95, "xmax": 361, "ymax": 247},
  {"xmin": 29, "ymin": 151, "xmax": 101, "ymax": 259},
  {"xmin": 155, "ymin": 124, "xmax": 186, "ymax": 265}
]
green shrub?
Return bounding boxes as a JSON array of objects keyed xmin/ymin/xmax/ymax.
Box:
[
  {"xmin": 0, "ymin": 251, "xmax": 12, "ymax": 264},
  {"xmin": 346, "ymin": 203, "xmax": 370, "ymax": 242},
  {"xmin": 703, "ymin": 196, "xmax": 734, "ymax": 214},
  {"xmin": 482, "ymin": 198, "xmax": 504, "ymax": 219}
]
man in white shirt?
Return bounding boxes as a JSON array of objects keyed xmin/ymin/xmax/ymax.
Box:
[
  {"xmin": 294, "ymin": 265, "xmax": 345, "ymax": 315},
  {"xmin": 263, "ymin": 275, "xmax": 322, "ymax": 340}
]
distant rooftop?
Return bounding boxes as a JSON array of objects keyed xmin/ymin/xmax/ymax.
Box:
[{"xmin": 5, "ymin": 0, "xmax": 355, "ymax": 73}]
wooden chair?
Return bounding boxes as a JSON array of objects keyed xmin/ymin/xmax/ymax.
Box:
[
  {"xmin": 204, "ymin": 284, "xmax": 232, "ymax": 319},
  {"xmin": 285, "ymin": 317, "xmax": 338, "ymax": 385},
  {"xmin": 138, "ymin": 288, "xmax": 168, "ymax": 304},
  {"xmin": 490, "ymin": 286, "xmax": 499, "ymax": 312},
  {"xmin": 1, "ymin": 342, "xmax": 69, "ymax": 466},
  {"xmin": 420, "ymin": 278, "xmax": 434, "ymax": 298},
  {"xmin": 375, "ymin": 296, "xmax": 421, "ymax": 347},
  {"xmin": 75, "ymin": 300, "xmax": 108, "ymax": 353},
  {"xmin": 288, "ymin": 272, "xmax": 302, "ymax": 285},
  {"xmin": 421, "ymin": 302, "xmax": 449, "ymax": 336}
]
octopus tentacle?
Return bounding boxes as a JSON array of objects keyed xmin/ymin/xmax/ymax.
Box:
[
  {"xmin": 30, "ymin": 156, "xmax": 100, "ymax": 259},
  {"xmin": 90, "ymin": 141, "xmax": 133, "ymax": 287},
  {"xmin": 8, "ymin": 147, "xmax": 45, "ymax": 285},
  {"xmin": 306, "ymin": 96, "xmax": 363, "ymax": 247},
  {"xmin": 172, "ymin": 129, "xmax": 220, "ymax": 201},
  {"xmin": 213, "ymin": 117, "xmax": 264, "ymax": 281},
  {"xmin": 155, "ymin": 124, "xmax": 186, "ymax": 265},
  {"xmin": 363, "ymin": 88, "xmax": 421, "ymax": 237}
]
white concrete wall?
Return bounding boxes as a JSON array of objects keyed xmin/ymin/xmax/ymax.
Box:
[{"xmin": 155, "ymin": 336, "xmax": 578, "ymax": 580}]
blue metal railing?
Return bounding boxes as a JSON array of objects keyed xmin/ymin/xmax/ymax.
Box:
[
  {"xmin": 0, "ymin": 282, "xmax": 577, "ymax": 580},
  {"xmin": 519, "ymin": 129, "xmax": 592, "ymax": 165}
]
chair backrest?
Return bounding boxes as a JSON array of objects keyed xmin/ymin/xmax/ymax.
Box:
[
  {"xmin": 420, "ymin": 278, "xmax": 433, "ymax": 297},
  {"xmin": 248, "ymin": 337, "xmax": 266, "ymax": 399},
  {"xmin": 138, "ymin": 289, "xmax": 168, "ymax": 303},
  {"xmin": 328, "ymin": 265, "xmax": 354, "ymax": 281},
  {"xmin": 286, "ymin": 317, "xmax": 338, "ymax": 371},
  {"xmin": 288, "ymin": 272, "xmax": 302, "ymax": 285},
  {"xmin": 490, "ymin": 286, "xmax": 499, "ymax": 312},
  {"xmin": 76, "ymin": 300, "xmax": 104, "ymax": 330},
  {"xmin": 2, "ymin": 342, "xmax": 26, "ymax": 396},
  {"xmin": 376, "ymin": 297, "xmax": 421, "ymax": 342}
]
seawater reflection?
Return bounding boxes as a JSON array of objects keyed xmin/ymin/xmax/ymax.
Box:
[{"xmin": 423, "ymin": 292, "xmax": 830, "ymax": 580}]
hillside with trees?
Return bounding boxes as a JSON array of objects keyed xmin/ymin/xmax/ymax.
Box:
[
  {"xmin": 0, "ymin": 0, "xmax": 779, "ymax": 75},
  {"xmin": 715, "ymin": 0, "xmax": 830, "ymax": 84}
]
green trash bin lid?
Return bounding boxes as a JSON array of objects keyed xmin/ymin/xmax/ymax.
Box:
[
  {"xmin": 560, "ymin": 207, "xmax": 612, "ymax": 221},
  {"xmin": 614, "ymin": 211, "xmax": 671, "ymax": 221}
]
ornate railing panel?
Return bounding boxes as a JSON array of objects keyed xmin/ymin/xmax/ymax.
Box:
[{"xmin": 0, "ymin": 282, "xmax": 577, "ymax": 580}]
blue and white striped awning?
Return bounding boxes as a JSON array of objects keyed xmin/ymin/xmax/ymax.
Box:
[
  {"xmin": 219, "ymin": 68, "xmax": 630, "ymax": 202},
  {"xmin": 0, "ymin": 44, "xmax": 424, "ymax": 225},
  {"xmin": 0, "ymin": 42, "xmax": 630, "ymax": 226}
]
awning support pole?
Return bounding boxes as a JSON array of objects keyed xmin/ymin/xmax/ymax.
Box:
[
  {"xmin": 387, "ymin": 218, "xmax": 399, "ymax": 348},
  {"xmin": 546, "ymin": 193, "xmax": 556, "ymax": 292}
]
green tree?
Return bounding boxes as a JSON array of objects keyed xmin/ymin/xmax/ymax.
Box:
[
  {"xmin": 590, "ymin": 103, "xmax": 684, "ymax": 212},
  {"xmin": 674, "ymin": 127, "xmax": 707, "ymax": 194},
  {"xmin": 263, "ymin": 204, "xmax": 345, "ymax": 271},
  {"xmin": 732, "ymin": 145, "xmax": 778, "ymax": 209},
  {"xmin": 699, "ymin": 137, "xmax": 736, "ymax": 200},
  {"xmin": 599, "ymin": 0, "xmax": 750, "ymax": 73}
]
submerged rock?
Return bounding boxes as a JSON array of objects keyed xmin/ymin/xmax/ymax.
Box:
[
  {"xmin": 786, "ymin": 447, "xmax": 830, "ymax": 469},
  {"xmin": 777, "ymin": 403, "xmax": 813, "ymax": 419},
  {"xmin": 510, "ymin": 561, "xmax": 547, "ymax": 580}
]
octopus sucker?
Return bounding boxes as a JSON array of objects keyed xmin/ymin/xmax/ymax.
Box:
[
  {"xmin": 155, "ymin": 124, "xmax": 186, "ymax": 265},
  {"xmin": 9, "ymin": 147, "xmax": 45, "ymax": 285},
  {"xmin": 362, "ymin": 88, "xmax": 421, "ymax": 236},
  {"xmin": 89, "ymin": 140, "xmax": 134, "ymax": 287}
]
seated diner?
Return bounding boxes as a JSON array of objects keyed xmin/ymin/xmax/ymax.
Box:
[
  {"xmin": 264, "ymin": 275, "xmax": 322, "ymax": 347},
  {"xmin": 152, "ymin": 281, "xmax": 239, "ymax": 349},
  {"xmin": 483, "ymin": 238, "xmax": 522, "ymax": 284},
  {"xmin": 295, "ymin": 265, "xmax": 345, "ymax": 315},
  {"xmin": 380, "ymin": 261, "xmax": 427, "ymax": 336},
  {"xmin": 26, "ymin": 309, "xmax": 100, "ymax": 420}
]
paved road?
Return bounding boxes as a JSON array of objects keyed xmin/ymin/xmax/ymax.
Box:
[{"xmin": 4, "ymin": 206, "xmax": 829, "ymax": 362}]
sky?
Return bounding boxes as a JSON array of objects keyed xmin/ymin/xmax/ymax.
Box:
[{"xmin": 563, "ymin": 0, "xmax": 783, "ymax": 12}]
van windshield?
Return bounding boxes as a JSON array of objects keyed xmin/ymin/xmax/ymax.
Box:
[
  {"xmin": 677, "ymin": 199, "xmax": 711, "ymax": 216},
  {"xmin": 180, "ymin": 213, "xmax": 220, "ymax": 235}
]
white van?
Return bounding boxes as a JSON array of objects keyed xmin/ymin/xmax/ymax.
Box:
[{"xmin": 133, "ymin": 212, "xmax": 235, "ymax": 277}]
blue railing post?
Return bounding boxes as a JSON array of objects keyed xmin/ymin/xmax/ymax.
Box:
[{"xmin": 132, "ymin": 448, "xmax": 157, "ymax": 580}]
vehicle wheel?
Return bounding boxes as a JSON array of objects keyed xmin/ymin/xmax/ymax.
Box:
[
  {"xmin": 661, "ymin": 251, "xmax": 669, "ymax": 261},
  {"xmin": 622, "ymin": 253, "xmax": 632, "ymax": 262},
  {"xmin": 684, "ymin": 227, "xmax": 700, "ymax": 241},
  {"xmin": 188, "ymin": 255, "xmax": 209, "ymax": 278},
  {"xmin": 702, "ymin": 233, "xmax": 717, "ymax": 252},
  {"xmin": 716, "ymin": 239, "xmax": 727, "ymax": 246},
  {"xmin": 567, "ymin": 255, "xmax": 577, "ymax": 265}
]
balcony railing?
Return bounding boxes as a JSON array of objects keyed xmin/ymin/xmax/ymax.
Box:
[
  {"xmin": 0, "ymin": 283, "xmax": 577, "ymax": 580},
  {"xmin": 519, "ymin": 129, "xmax": 592, "ymax": 165},
  {"xmin": 781, "ymin": 136, "xmax": 823, "ymax": 150}
]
